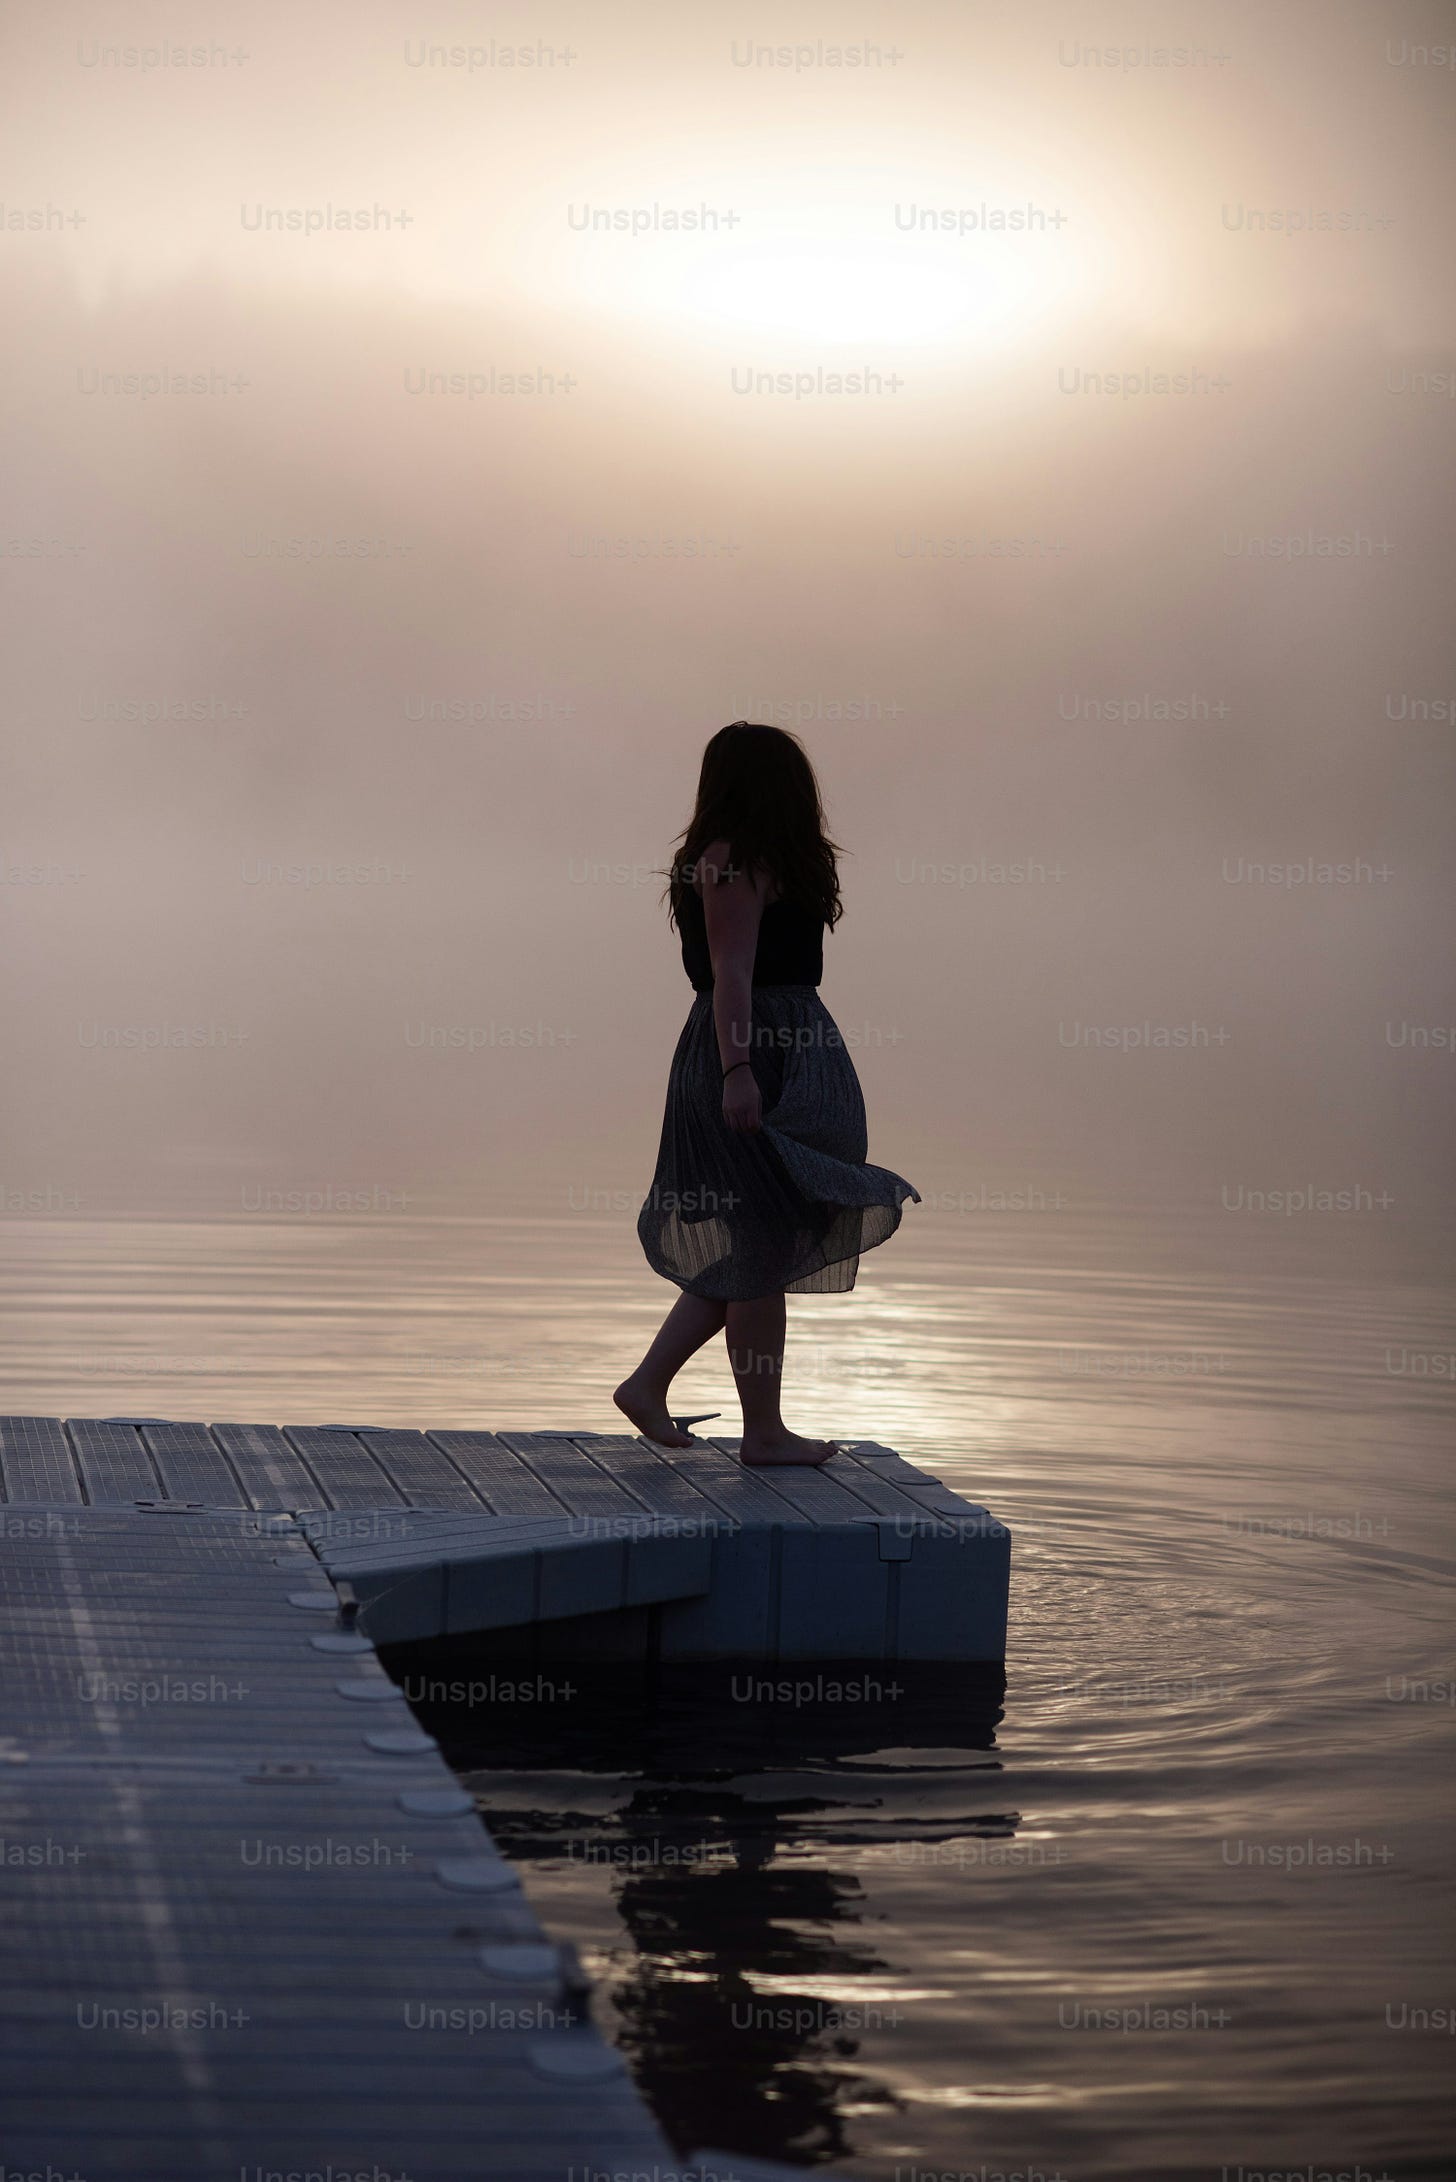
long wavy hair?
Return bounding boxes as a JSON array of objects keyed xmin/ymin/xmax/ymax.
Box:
[{"xmin": 666, "ymin": 721, "xmax": 843, "ymax": 930}]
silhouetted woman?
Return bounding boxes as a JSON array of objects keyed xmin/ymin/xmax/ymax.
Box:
[{"xmin": 616, "ymin": 722, "xmax": 919, "ymax": 1466}]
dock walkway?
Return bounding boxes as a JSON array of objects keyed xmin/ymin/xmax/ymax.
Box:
[
  {"xmin": 0, "ymin": 1416, "xmax": 1010, "ymax": 2179},
  {"xmin": 0, "ymin": 1417, "xmax": 1010, "ymax": 1659}
]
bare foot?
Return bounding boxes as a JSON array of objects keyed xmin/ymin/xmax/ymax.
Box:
[
  {"xmin": 739, "ymin": 1428, "xmax": 838, "ymax": 1468},
  {"xmin": 613, "ymin": 1374, "xmax": 695, "ymax": 1449}
]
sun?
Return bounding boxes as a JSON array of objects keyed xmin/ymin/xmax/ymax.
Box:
[
  {"xmin": 540, "ymin": 159, "xmax": 1095, "ymax": 354},
  {"xmin": 681, "ymin": 244, "xmax": 974, "ymax": 345},
  {"xmin": 639, "ymin": 229, "xmax": 1085, "ymax": 353}
]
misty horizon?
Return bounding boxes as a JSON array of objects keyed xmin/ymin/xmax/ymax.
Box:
[{"xmin": 3, "ymin": 0, "xmax": 1452, "ymax": 1233}]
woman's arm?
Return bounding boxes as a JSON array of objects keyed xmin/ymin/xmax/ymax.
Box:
[{"xmin": 698, "ymin": 842, "xmax": 766, "ymax": 1133}]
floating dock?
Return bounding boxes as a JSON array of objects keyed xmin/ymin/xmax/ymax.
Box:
[{"xmin": 0, "ymin": 1415, "xmax": 1010, "ymax": 2179}]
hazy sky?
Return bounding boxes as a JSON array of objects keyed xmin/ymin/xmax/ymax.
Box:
[{"xmin": 3, "ymin": 0, "xmax": 1452, "ymax": 1220}]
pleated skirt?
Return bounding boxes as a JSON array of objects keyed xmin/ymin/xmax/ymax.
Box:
[{"xmin": 637, "ymin": 985, "xmax": 920, "ymax": 1300}]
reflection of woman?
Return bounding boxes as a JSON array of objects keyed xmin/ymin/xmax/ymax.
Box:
[
  {"xmin": 615, "ymin": 722, "xmax": 919, "ymax": 1467},
  {"xmin": 611, "ymin": 1812, "xmax": 880, "ymax": 2166}
]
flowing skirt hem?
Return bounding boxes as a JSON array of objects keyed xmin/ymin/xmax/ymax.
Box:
[{"xmin": 636, "ymin": 989, "xmax": 919, "ymax": 1301}]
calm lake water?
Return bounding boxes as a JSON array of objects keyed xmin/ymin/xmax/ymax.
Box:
[{"xmin": 3, "ymin": 1194, "xmax": 1453, "ymax": 2179}]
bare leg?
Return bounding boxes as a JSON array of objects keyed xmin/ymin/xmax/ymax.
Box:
[
  {"xmin": 615, "ymin": 1291, "xmax": 727, "ymax": 1447},
  {"xmin": 726, "ymin": 1291, "xmax": 836, "ymax": 1466}
]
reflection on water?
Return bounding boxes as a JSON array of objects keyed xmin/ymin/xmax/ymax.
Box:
[
  {"xmin": 1, "ymin": 1195, "xmax": 1452, "ymax": 2175},
  {"xmin": 401, "ymin": 1665, "xmax": 1005, "ymax": 2166}
]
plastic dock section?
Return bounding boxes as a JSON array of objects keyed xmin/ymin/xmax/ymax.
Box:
[{"xmin": 0, "ymin": 1416, "xmax": 1010, "ymax": 2181}]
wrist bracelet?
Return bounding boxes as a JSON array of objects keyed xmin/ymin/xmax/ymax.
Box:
[{"xmin": 722, "ymin": 1060, "xmax": 753, "ymax": 1079}]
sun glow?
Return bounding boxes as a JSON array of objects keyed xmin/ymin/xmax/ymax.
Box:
[
  {"xmin": 683, "ymin": 245, "xmax": 976, "ymax": 345},
  {"xmin": 530, "ymin": 130, "xmax": 1109, "ymax": 356},
  {"xmin": 573, "ymin": 225, "xmax": 1094, "ymax": 355}
]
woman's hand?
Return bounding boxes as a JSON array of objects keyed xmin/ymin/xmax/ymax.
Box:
[{"xmin": 722, "ymin": 1064, "xmax": 762, "ymax": 1134}]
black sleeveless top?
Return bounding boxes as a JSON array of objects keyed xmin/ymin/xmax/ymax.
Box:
[{"xmin": 677, "ymin": 887, "xmax": 824, "ymax": 992}]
